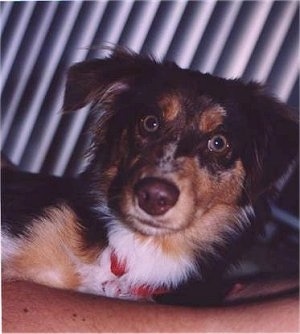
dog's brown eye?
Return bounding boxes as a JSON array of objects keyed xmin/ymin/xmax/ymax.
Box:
[
  {"xmin": 208, "ymin": 135, "xmax": 229, "ymax": 153},
  {"xmin": 141, "ymin": 115, "xmax": 160, "ymax": 133}
]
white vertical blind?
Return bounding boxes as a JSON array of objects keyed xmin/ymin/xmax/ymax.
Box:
[
  {"xmin": 3, "ymin": 2, "xmax": 84, "ymax": 165},
  {"xmin": 214, "ymin": 1, "xmax": 273, "ymax": 79},
  {"xmin": 242, "ymin": 1, "xmax": 298, "ymax": 84},
  {"xmin": 165, "ymin": 1, "xmax": 216, "ymax": 68},
  {"xmin": 119, "ymin": 1, "xmax": 160, "ymax": 53},
  {"xmin": 20, "ymin": 1, "xmax": 109, "ymax": 174},
  {"xmin": 141, "ymin": 1, "xmax": 188, "ymax": 60},
  {"xmin": 269, "ymin": 39, "xmax": 299, "ymax": 102},
  {"xmin": 0, "ymin": 2, "xmax": 13, "ymax": 34},
  {"xmin": 191, "ymin": 1, "xmax": 242, "ymax": 73},
  {"xmin": 1, "ymin": 2, "xmax": 59, "ymax": 141},
  {"xmin": 1, "ymin": 2, "xmax": 36, "ymax": 89},
  {"xmin": 90, "ymin": 0, "xmax": 135, "ymax": 59}
]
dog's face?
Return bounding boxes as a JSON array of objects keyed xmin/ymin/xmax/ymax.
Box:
[
  {"xmin": 63, "ymin": 51, "xmax": 298, "ymax": 253},
  {"xmin": 103, "ymin": 88, "xmax": 247, "ymax": 237}
]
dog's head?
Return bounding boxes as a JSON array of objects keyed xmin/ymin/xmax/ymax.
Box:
[{"xmin": 63, "ymin": 50, "xmax": 298, "ymax": 258}]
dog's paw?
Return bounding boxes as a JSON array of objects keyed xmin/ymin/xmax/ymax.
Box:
[
  {"xmin": 101, "ymin": 280, "xmax": 122, "ymax": 297},
  {"xmin": 101, "ymin": 279, "xmax": 134, "ymax": 299}
]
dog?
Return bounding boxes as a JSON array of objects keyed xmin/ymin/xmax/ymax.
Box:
[{"xmin": 2, "ymin": 49, "xmax": 298, "ymax": 302}]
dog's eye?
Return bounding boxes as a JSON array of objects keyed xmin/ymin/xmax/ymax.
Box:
[
  {"xmin": 140, "ymin": 115, "xmax": 160, "ymax": 133},
  {"xmin": 208, "ymin": 135, "xmax": 229, "ymax": 154}
]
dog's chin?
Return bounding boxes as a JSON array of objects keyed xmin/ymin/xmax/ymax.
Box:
[{"xmin": 126, "ymin": 216, "xmax": 185, "ymax": 237}]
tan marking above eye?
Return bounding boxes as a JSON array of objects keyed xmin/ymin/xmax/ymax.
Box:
[
  {"xmin": 199, "ymin": 105, "xmax": 226, "ymax": 133},
  {"xmin": 158, "ymin": 94, "xmax": 181, "ymax": 122}
]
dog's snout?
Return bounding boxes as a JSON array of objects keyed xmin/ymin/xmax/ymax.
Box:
[{"xmin": 134, "ymin": 178, "xmax": 179, "ymax": 216}]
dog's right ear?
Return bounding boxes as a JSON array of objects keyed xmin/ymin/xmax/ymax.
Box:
[
  {"xmin": 62, "ymin": 51, "xmax": 156, "ymax": 112},
  {"xmin": 62, "ymin": 58, "xmax": 127, "ymax": 112}
]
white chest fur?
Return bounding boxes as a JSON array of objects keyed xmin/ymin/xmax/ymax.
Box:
[{"xmin": 76, "ymin": 222, "xmax": 196, "ymax": 299}]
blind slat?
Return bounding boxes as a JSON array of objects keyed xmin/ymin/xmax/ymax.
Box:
[
  {"xmin": 191, "ymin": 1, "xmax": 242, "ymax": 73},
  {"xmin": 119, "ymin": 1, "xmax": 160, "ymax": 53},
  {"xmin": 20, "ymin": 1, "xmax": 109, "ymax": 173},
  {"xmin": 1, "ymin": 2, "xmax": 59, "ymax": 143},
  {"xmin": 4, "ymin": 1, "xmax": 84, "ymax": 164},
  {"xmin": 1, "ymin": 2, "xmax": 36, "ymax": 90},
  {"xmin": 167, "ymin": 1, "xmax": 217, "ymax": 69},
  {"xmin": 243, "ymin": 1, "xmax": 298, "ymax": 83},
  {"xmin": 141, "ymin": 1, "xmax": 188, "ymax": 60},
  {"xmin": 215, "ymin": 1, "xmax": 273, "ymax": 78},
  {"xmin": 0, "ymin": 2, "xmax": 13, "ymax": 35},
  {"xmin": 89, "ymin": 1, "xmax": 135, "ymax": 59}
]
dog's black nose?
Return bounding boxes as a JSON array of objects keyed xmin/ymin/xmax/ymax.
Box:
[{"xmin": 134, "ymin": 178, "xmax": 179, "ymax": 216}]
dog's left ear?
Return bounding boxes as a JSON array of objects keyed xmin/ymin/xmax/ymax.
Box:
[{"xmin": 245, "ymin": 84, "xmax": 299, "ymax": 197}]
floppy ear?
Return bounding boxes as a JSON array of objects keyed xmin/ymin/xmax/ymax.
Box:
[
  {"xmin": 245, "ymin": 84, "xmax": 299, "ymax": 197},
  {"xmin": 62, "ymin": 50, "xmax": 156, "ymax": 112},
  {"xmin": 63, "ymin": 58, "xmax": 110, "ymax": 112}
]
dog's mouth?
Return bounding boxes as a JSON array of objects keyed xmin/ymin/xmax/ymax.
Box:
[{"xmin": 118, "ymin": 175, "xmax": 198, "ymax": 236}]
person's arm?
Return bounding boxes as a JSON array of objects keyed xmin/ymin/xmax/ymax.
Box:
[{"xmin": 2, "ymin": 281, "xmax": 299, "ymax": 333}]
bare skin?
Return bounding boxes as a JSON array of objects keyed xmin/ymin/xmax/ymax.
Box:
[{"xmin": 2, "ymin": 281, "xmax": 299, "ymax": 333}]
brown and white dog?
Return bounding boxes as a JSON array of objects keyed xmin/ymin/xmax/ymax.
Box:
[{"xmin": 2, "ymin": 49, "xmax": 298, "ymax": 302}]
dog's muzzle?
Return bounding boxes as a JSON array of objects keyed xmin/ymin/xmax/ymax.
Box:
[{"xmin": 134, "ymin": 177, "xmax": 179, "ymax": 216}]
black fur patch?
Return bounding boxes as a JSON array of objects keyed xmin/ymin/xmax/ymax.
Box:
[{"xmin": 2, "ymin": 168, "xmax": 76, "ymax": 236}]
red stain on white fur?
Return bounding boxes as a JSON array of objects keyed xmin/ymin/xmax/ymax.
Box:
[
  {"xmin": 110, "ymin": 250, "xmax": 127, "ymax": 277},
  {"xmin": 110, "ymin": 249, "xmax": 168, "ymax": 298}
]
